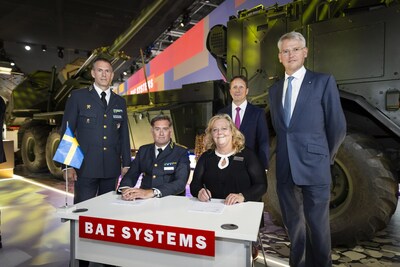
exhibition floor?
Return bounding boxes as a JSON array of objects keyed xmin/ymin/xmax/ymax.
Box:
[{"xmin": 0, "ymin": 168, "xmax": 399, "ymax": 266}]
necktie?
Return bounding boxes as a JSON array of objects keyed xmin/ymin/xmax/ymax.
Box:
[
  {"xmin": 284, "ymin": 76, "xmax": 294, "ymax": 126},
  {"xmin": 101, "ymin": 91, "xmax": 107, "ymax": 108},
  {"xmin": 234, "ymin": 107, "xmax": 241, "ymax": 129},
  {"xmin": 156, "ymin": 148, "xmax": 163, "ymax": 158}
]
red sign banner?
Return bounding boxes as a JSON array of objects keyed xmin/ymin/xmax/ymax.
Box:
[{"xmin": 79, "ymin": 216, "xmax": 215, "ymax": 256}]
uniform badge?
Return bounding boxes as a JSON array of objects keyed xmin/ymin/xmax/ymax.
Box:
[
  {"xmin": 86, "ymin": 118, "xmax": 90, "ymax": 124},
  {"xmin": 87, "ymin": 104, "xmax": 91, "ymax": 109},
  {"xmin": 116, "ymin": 123, "xmax": 121, "ymax": 129}
]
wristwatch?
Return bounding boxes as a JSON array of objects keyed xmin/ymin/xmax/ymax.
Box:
[{"xmin": 152, "ymin": 188, "xmax": 162, "ymax": 198}]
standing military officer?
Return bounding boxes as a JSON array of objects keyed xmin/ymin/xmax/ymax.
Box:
[
  {"xmin": 118, "ymin": 115, "xmax": 190, "ymax": 199},
  {"xmin": 61, "ymin": 57, "xmax": 131, "ymax": 204}
]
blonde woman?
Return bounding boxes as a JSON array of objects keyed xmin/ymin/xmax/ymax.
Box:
[{"xmin": 190, "ymin": 114, "xmax": 267, "ymax": 205}]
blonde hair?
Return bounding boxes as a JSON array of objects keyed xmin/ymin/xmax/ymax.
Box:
[{"xmin": 204, "ymin": 114, "xmax": 245, "ymax": 153}]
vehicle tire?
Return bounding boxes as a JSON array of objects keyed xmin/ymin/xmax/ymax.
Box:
[
  {"xmin": 45, "ymin": 129, "xmax": 63, "ymax": 180},
  {"xmin": 264, "ymin": 134, "xmax": 399, "ymax": 246},
  {"xmin": 21, "ymin": 126, "xmax": 51, "ymax": 173},
  {"xmin": 330, "ymin": 133, "xmax": 398, "ymax": 245}
]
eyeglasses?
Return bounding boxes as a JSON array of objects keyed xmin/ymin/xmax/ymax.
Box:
[{"xmin": 280, "ymin": 47, "xmax": 305, "ymax": 56}]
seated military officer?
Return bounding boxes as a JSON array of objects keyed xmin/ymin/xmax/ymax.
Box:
[{"xmin": 118, "ymin": 114, "xmax": 190, "ymax": 199}]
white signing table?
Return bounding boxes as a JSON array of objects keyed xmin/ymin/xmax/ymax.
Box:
[{"xmin": 56, "ymin": 192, "xmax": 263, "ymax": 267}]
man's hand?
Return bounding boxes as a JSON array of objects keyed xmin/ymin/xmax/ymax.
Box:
[
  {"xmin": 121, "ymin": 188, "xmax": 153, "ymax": 200},
  {"xmin": 63, "ymin": 168, "xmax": 77, "ymax": 181}
]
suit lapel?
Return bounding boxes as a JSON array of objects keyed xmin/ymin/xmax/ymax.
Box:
[
  {"xmin": 290, "ymin": 70, "xmax": 314, "ymax": 126},
  {"xmin": 107, "ymin": 91, "xmax": 117, "ymax": 112},
  {"xmin": 89, "ymin": 85, "xmax": 106, "ymax": 108},
  {"xmin": 240, "ymin": 104, "xmax": 253, "ymax": 131},
  {"xmin": 274, "ymin": 79, "xmax": 286, "ymax": 126}
]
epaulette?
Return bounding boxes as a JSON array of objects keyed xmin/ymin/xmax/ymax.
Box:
[{"xmin": 174, "ymin": 142, "xmax": 188, "ymax": 149}]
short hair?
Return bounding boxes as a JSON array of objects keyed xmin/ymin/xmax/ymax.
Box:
[
  {"xmin": 92, "ymin": 57, "xmax": 113, "ymax": 70},
  {"xmin": 151, "ymin": 114, "xmax": 172, "ymax": 127},
  {"xmin": 277, "ymin": 31, "xmax": 306, "ymax": 51},
  {"xmin": 230, "ymin": 75, "xmax": 248, "ymax": 88},
  {"xmin": 204, "ymin": 114, "xmax": 245, "ymax": 153}
]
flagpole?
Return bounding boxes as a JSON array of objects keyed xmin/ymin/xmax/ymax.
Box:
[
  {"xmin": 65, "ymin": 166, "xmax": 69, "ymax": 207},
  {"xmin": 64, "ymin": 121, "xmax": 69, "ymax": 208}
]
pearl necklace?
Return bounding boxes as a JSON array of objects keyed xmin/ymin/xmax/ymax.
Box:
[{"xmin": 215, "ymin": 150, "xmax": 235, "ymax": 169}]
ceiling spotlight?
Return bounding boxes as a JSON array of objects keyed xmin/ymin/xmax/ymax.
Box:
[
  {"xmin": 24, "ymin": 45, "xmax": 31, "ymax": 51},
  {"xmin": 41, "ymin": 45, "xmax": 47, "ymax": 52},
  {"xmin": 10, "ymin": 62, "xmax": 15, "ymax": 66},
  {"xmin": 58, "ymin": 47, "xmax": 64, "ymax": 58}
]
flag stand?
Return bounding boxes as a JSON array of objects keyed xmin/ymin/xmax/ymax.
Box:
[{"xmin": 58, "ymin": 167, "xmax": 74, "ymax": 210}]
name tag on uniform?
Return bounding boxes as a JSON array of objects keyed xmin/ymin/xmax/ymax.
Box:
[
  {"xmin": 233, "ymin": 156, "xmax": 244, "ymax": 161},
  {"xmin": 164, "ymin": 162, "xmax": 176, "ymax": 171},
  {"xmin": 113, "ymin": 115, "xmax": 122, "ymax": 119}
]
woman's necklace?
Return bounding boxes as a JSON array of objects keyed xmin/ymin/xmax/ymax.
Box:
[{"xmin": 215, "ymin": 150, "xmax": 235, "ymax": 169}]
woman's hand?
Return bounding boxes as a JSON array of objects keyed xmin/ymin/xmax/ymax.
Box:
[
  {"xmin": 224, "ymin": 193, "xmax": 245, "ymax": 205},
  {"xmin": 198, "ymin": 188, "xmax": 212, "ymax": 202}
]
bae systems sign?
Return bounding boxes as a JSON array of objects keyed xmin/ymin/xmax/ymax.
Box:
[{"xmin": 79, "ymin": 216, "xmax": 215, "ymax": 256}]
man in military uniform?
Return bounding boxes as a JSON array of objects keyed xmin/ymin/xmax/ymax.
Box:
[
  {"xmin": 118, "ymin": 115, "xmax": 190, "ymax": 199},
  {"xmin": 61, "ymin": 57, "xmax": 131, "ymax": 204}
]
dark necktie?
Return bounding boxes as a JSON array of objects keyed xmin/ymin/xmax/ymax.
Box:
[
  {"xmin": 284, "ymin": 76, "xmax": 294, "ymax": 126},
  {"xmin": 101, "ymin": 91, "xmax": 107, "ymax": 108},
  {"xmin": 234, "ymin": 106, "xmax": 241, "ymax": 129},
  {"xmin": 156, "ymin": 148, "xmax": 163, "ymax": 158}
]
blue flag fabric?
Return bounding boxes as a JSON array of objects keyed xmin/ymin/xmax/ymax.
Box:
[{"xmin": 53, "ymin": 126, "xmax": 84, "ymax": 169}]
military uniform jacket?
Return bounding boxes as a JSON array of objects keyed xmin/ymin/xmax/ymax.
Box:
[
  {"xmin": 119, "ymin": 141, "xmax": 190, "ymax": 197},
  {"xmin": 61, "ymin": 85, "xmax": 131, "ymax": 178}
]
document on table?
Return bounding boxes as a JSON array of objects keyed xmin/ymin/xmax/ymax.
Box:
[
  {"xmin": 112, "ymin": 197, "xmax": 147, "ymax": 206},
  {"xmin": 188, "ymin": 199, "xmax": 225, "ymax": 214}
]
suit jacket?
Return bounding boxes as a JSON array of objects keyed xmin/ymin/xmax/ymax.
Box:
[
  {"xmin": 219, "ymin": 103, "xmax": 269, "ymax": 168},
  {"xmin": 61, "ymin": 85, "xmax": 131, "ymax": 178},
  {"xmin": 269, "ymin": 69, "xmax": 346, "ymax": 185},
  {"xmin": 119, "ymin": 141, "xmax": 190, "ymax": 197}
]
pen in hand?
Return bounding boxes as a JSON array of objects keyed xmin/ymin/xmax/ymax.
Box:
[{"xmin": 203, "ymin": 184, "xmax": 211, "ymax": 201}]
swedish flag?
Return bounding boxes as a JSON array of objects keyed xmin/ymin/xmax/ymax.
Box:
[{"xmin": 53, "ymin": 126, "xmax": 84, "ymax": 169}]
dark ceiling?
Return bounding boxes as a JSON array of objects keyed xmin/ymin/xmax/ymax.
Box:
[{"xmin": 0, "ymin": 0, "xmax": 223, "ymax": 75}]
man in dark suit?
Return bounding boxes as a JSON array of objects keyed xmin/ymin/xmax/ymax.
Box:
[
  {"xmin": 269, "ymin": 31, "xmax": 346, "ymax": 267},
  {"xmin": 118, "ymin": 115, "xmax": 190, "ymax": 200},
  {"xmin": 219, "ymin": 75, "xmax": 269, "ymax": 169},
  {"xmin": 61, "ymin": 57, "xmax": 131, "ymax": 204}
]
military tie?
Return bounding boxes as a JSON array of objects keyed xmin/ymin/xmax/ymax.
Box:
[
  {"xmin": 101, "ymin": 91, "xmax": 107, "ymax": 108},
  {"xmin": 156, "ymin": 148, "xmax": 163, "ymax": 158},
  {"xmin": 234, "ymin": 106, "xmax": 241, "ymax": 129},
  {"xmin": 284, "ymin": 76, "xmax": 294, "ymax": 126}
]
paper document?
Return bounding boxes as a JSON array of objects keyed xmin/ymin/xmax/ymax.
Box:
[
  {"xmin": 112, "ymin": 197, "xmax": 147, "ymax": 206},
  {"xmin": 189, "ymin": 199, "xmax": 225, "ymax": 214}
]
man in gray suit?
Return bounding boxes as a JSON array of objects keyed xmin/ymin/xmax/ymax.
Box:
[{"xmin": 269, "ymin": 32, "xmax": 346, "ymax": 267}]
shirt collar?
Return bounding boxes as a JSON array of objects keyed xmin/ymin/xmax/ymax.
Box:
[
  {"xmin": 93, "ymin": 83, "xmax": 110, "ymax": 97},
  {"xmin": 285, "ymin": 66, "xmax": 306, "ymax": 81},
  {"xmin": 232, "ymin": 100, "xmax": 248, "ymax": 111},
  {"xmin": 155, "ymin": 141, "xmax": 170, "ymax": 151}
]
